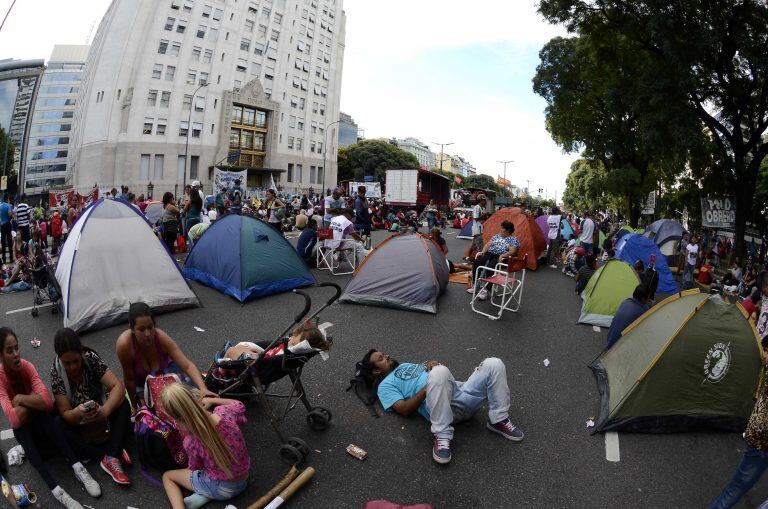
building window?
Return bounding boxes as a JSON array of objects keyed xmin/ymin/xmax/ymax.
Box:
[
  {"xmin": 213, "ymin": 8, "xmax": 223, "ymax": 21},
  {"xmin": 203, "ymin": 49, "xmax": 213, "ymax": 63},
  {"xmin": 310, "ymin": 141, "xmax": 316, "ymax": 153},
  {"xmin": 199, "ymin": 72, "xmax": 208, "ymax": 85},
  {"xmin": 287, "ymin": 163, "xmax": 293, "ymax": 182},
  {"xmin": 182, "ymin": 0, "xmax": 193, "ymax": 13},
  {"xmin": 229, "ymin": 128, "xmax": 240, "ymax": 147},
  {"xmin": 187, "ymin": 69, "xmax": 197, "ymax": 84},
  {"xmin": 254, "ymin": 42, "xmax": 264, "ymax": 55},
  {"xmin": 143, "ymin": 117, "xmax": 154, "ymax": 134},
  {"xmin": 209, "ymin": 27, "xmax": 218, "ymax": 42},
  {"xmin": 289, "ymin": 115, "xmax": 296, "ymax": 128},
  {"xmin": 194, "ymin": 97, "xmax": 205, "ymax": 112},
  {"xmin": 140, "ymin": 154, "xmax": 150, "ymax": 179},
  {"xmin": 161, "ymin": 91, "xmax": 171, "ymax": 107},
  {"xmin": 165, "ymin": 65, "xmax": 176, "ymax": 81},
  {"xmin": 317, "ymin": 166, "xmax": 323, "ymax": 185},
  {"xmin": 192, "ymin": 47, "xmax": 201, "ymax": 60},
  {"xmin": 154, "ymin": 154, "xmax": 164, "ymax": 179},
  {"xmin": 232, "ymin": 105, "xmax": 243, "ymax": 123},
  {"xmin": 165, "ymin": 17, "xmax": 175, "ymax": 31},
  {"xmin": 254, "ymin": 133, "xmax": 265, "ymax": 151},
  {"xmin": 290, "ymin": 95, "xmax": 298, "ymax": 107},
  {"xmin": 270, "ymin": 30, "xmax": 279, "ymax": 42},
  {"xmin": 317, "ymin": 141, "xmax": 323, "ymax": 154},
  {"xmin": 287, "ymin": 137, "xmax": 294, "ymax": 149},
  {"xmin": 179, "ymin": 121, "xmax": 189, "ymax": 137},
  {"xmin": 257, "ymin": 25, "xmax": 267, "ymax": 38},
  {"xmin": 192, "ymin": 122, "xmax": 202, "ymax": 138},
  {"xmin": 152, "ymin": 64, "xmax": 163, "ymax": 79},
  {"xmin": 295, "ymin": 164, "xmax": 303, "ymax": 182},
  {"xmin": 197, "ymin": 25, "xmax": 207, "ymax": 38},
  {"xmin": 240, "ymin": 38, "xmax": 250, "ymax": 51},
  {"xmin": 275, "ymin": 13, "xmax": 282, "ymax": 24},
  {"xmin": 157, "ymin": 118, "xmax": 167, "ymax": 135},
  {"xmin": 176, "ymin": 20, "xmax": 187, "ymax": 33},
  {"xmin": 147, "ymin": 89, "xmax": 158, "ymax": 106},
  {"xmin": 182, "ymin": 94, "xmax": 192, "ymax": 110},
  {"xmin": 202, "ymin": 4, "xmax": 211, "ymax": 17},
  {"xmin": 263, "ymin": 6, "xmax": 271, "ymax": 16},
  {"xmin": 296, "ymin": 138, "xmax": 303, "ymax": 150},
  {"xmin": 158, "ymin": 40, "xmax": 169, "ymax": 54},
  {"xmin": 236, "ymin": 58, "xmax": 247, "ymax": 72},
  {"xmin": 256, "ymin": 110, "xmax": 266, "ymax": 127},
  {"xmin": 245, "ymin": 19, "xmax": 254, "ymax": 32},
  {"xmin": 299, "ymin": 98, "xmax": 305, "ymax": 110},
  {"xmin": 297, "ymin": 120, "xmax": 304, "ymax": 130},
  {"xmin": 170, "ymin": 43, "xmax": 181, "ymax": 56},
  {"xmin": 190, "ymin": 155, "xmax": 199, "ymax": 179}
]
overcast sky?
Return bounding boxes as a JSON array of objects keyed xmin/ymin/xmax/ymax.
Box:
[{"xmin": 0, "ymin": 0, "xmax": 576, "ymax": 200}]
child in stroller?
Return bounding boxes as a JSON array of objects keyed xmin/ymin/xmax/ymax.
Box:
[{"xmin": 221, "ymin": 323, "xmax": 330, "ymax": 362}]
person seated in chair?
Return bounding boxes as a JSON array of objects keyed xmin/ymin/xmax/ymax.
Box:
[
  {"xmin": 467, "ymin": 221, "xmax": 520, "ymax": 301},
  {"xmin": 326, "ymin": 209, "xmax": 370, "ymax": 262},
  {"xmin": 360, "ymin": 350, "xmax": 524, "ymax": 465}
]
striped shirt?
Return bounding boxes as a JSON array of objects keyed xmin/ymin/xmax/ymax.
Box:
[{"xmin": 14, "ymin": 203, "xmax": 30, "ymax": 227}]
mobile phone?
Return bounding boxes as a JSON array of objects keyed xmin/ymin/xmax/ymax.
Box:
[{"xmin": 83, "ymin": 400, "xmax": 96, "ymax": 411}]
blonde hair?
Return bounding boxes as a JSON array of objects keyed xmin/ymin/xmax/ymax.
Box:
[{"xmin": 161, "ymin": 383, "xmax": 235, "ymax": 477}]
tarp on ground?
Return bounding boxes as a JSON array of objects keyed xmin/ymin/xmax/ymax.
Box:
[
  {"xmin": 615, "ymin": 233, "xmax": 678, "ymax": 293},
  {"xmin": 339, "ymin": 232, "xmax": 449, "ymax": 314},
  {"xmin": 591, "ymin": 290, "xmax": 762, "ymax": 432},
  {"xmin": 55, "ymin": 198, "xmax": 199, "ymax": 332},
  {"xmin": 182, "ymin": 214, "xmax": 315, "ymax": 302},
  {"xmin": 483, "ymin": 208, "xmax": 547, "ymax": 270},
  {"xmin": 578, "ymin": 259, "xmax": 641, "ymax": 327}
]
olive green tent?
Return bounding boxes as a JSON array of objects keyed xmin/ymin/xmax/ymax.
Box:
[
  {"xmin": 578, "ymin": 260, "xmax": 640, "ymax": 327},
  {"xmin": 591, "ymin": 290, "xmax": 763, "ymax": 433}
]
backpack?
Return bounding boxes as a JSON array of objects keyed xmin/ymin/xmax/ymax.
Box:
[
  {"xmin": 346, "ymin": 349, "xmax": 379, "ymax": 418},
  {"xmin": 134, "ymin": 406, "xmax": 187, "ymax": 474}
]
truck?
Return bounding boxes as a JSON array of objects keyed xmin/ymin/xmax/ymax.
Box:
[{"xmin": 385, "ymin": 169, "xmax": 451, "ymax": 209}]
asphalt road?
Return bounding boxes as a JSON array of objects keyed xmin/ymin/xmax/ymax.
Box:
[{"xmin": 0, "ymin": 228, "xmax": 764, "ymax": 509}]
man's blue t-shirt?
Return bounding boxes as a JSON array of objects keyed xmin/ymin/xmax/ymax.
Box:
[
  {"xmin": 606, "ymin": 297, "xmax": 649, "ymax": 349},
  {"xmin": 0, "ymin": 202, "xmax": 10, "ymax": 225},
  {"xmin": 296, "ymin": 228, "xmax": 317, "ymax": 259},
  {"xmin": 377, "ymin": 363, "xmax": 430, "ymax": 420}
]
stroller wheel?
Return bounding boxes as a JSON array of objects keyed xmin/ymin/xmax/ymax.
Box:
[
  {"xmin": 31, "ymin": 308, "xmax": 38, "ymax": 318},
  {"xmin": 278, "ymin": 444, "xmax": 304, "ymax": 466},
  {"xmin": 286, "ymin": 437, "xmax": 310, "ymax": 458},
  {"xmin": 307, "ymin": 408, "xmax": 331, "ymax": 430}
]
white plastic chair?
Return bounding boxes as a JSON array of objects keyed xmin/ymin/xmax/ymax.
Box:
[
  {"xmin": 470, "ymin": 254, "xmax": 527, "ymax": 320},
  {"xmin": 316, "ymin": 228, "xmax": 358, "ymax": 275}
]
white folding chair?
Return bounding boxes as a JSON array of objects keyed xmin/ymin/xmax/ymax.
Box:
[
  {"xmin": 316, "ymin": 229, "xmax": 358, "ymax": 275},
  {"xmin": 470, "ymin": 254, "xmax": 527, "ymax": 320}
]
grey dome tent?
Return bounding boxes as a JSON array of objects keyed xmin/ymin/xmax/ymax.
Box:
[{"xmin": 339, "ymin": 232, "xmax": 449, "ymax": 314}]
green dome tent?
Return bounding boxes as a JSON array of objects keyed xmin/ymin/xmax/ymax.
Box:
[
  {"xmin": 591, "ymin": 290, "xmax": 763, "ymax": 433},
  {"xmin": 578, "ymin": 260, "xmax": 641, "ymax": 327}
]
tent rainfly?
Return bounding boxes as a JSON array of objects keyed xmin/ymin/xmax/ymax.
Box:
[
  {"xmin": 578, "ymin": 259, "xmax": 641, "ymax": 327},
  {"xmin": 483, "ymin": 208, "xmax": 547, "ymax": 271}
]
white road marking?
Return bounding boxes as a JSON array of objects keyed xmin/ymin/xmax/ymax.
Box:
[
  {"xmin": 5, "ymin": 303, "xmax": 53, "ymax": 315},
  {"xmin": 0, "ymin": 429, "xmax": 14, "ymax": 440},
  {"xmin": 592, "ymin": 325, "xmax": 601, "ymax": 332},
  {"xmin": 605, "ymin": 432, "xmax": 620, "ymax": 462}
]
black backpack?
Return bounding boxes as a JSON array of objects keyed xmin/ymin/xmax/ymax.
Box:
[{"xmin": 346, "ymin": 349, "xmax": 379, "ymax": 418}]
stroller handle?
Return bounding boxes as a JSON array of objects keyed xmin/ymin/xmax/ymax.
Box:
[
  {"xmin": 318, "ymin": 282, "xmax": 342, "ymax": 306},
  {"xmin": 292, "ymin": 290, "xmax": 312, "ymax": 323}
]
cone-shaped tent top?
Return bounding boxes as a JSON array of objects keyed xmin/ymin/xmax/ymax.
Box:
[
  {"xmin": 578, "ymin": 259, "xmax": 641, "ymax": 327},
  {"xmin": 55, "ymin": 198, "xmax": 199, "ymax": 332},
  {"xmin": 535, "ymin": 215, "xmax": 550, "ymax": 246},
  {"xmin": 482, "ymin": 208, "xmax": 546, "ymax": 270},
  {"xmin": 644, "ymin": 219, "xmax": 684, "ymax": 247},
  {"xmin": 615, "ymin": 233, "xmax": 678, "ymax": 293},
  {"xmin": 182, "ymin": 214, "xmax": 315, "ymax": 302},
  {"xmin": 457, "ymin": 220, "xmax": 475, "ymax": 239},
  {"xmin": 339, "ymin": 232, "xmax": 449, "ymax": 314},
  {"xmin": 591, "ymin": 290, "xmax": 763, "ymax": 432}
]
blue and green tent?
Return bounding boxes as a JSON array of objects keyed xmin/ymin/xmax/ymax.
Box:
[{"xmin": 183, "ymin": 214, "xmax": 315, "ymax": 302}]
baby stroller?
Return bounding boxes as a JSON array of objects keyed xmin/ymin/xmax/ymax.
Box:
[
  {"xmin": 30, "ymin": 253, "xmax": 61, "ymax": 317},
  {"xmin": 204, "ymin": 282, "xmax": 341, "ymax": 465}
]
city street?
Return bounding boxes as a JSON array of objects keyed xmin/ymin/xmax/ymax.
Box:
[{"xmin": 0, "ymin": 230, "xmax": 763, "ymax": 509}]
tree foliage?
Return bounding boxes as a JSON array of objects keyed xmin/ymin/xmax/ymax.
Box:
[
  {"xmin": 336, "ymin": 139, "xmax": 419, "ymax": 182},
  {"xmin": 538, "ymin": 0, "xmax": 768, "ymax": 254},
  {"xmin": 0, "ymin": 127, "xmax": 16, "ymax": 195}
]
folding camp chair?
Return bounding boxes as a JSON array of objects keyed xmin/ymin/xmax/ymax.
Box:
[
  {"xmin": 316, "ymin": 228, "xmax": 357, "ymax": 275},
  {"xmin": 470, "ymin": 254, "xmax": 527, "ymax": 320}
]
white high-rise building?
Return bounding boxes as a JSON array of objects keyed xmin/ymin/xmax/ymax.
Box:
[
  {"xmin": 68, "ymin": 0, "xmax": 345, "ymax": 197},
  {"xmin": 395, "ymin": 137, "xmax": 435, "ymax": 169},
  {"xmin": 25, "ymin": 45, "xmax": 89, "ymax": 194}
]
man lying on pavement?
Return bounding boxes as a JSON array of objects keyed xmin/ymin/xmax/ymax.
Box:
[{"xmin": 361, "ymin": 350, "xmax": 524, "ymax": 464}]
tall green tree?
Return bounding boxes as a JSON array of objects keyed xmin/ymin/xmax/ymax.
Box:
[
  {"xmin": 533, "ymin": 32, "xmax": 698, "ymax": 226},
  {"xmin": 336, "ymin": 139, "xmax": 419, "ymax": 183},
  {"xmin": 539, "ymin": 0, "xmax": 768, "ymax": 255},
  {"xmin": 0, "ymin": 127, "xmax": 16, "ymax": 196}
]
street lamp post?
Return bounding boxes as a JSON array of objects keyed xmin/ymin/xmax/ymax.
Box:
[
  {"xmin": 323, "ymin": 119, "xmax": 342, "ymax": 196},
  {"xmin": 433, "ymin": 142, "xmax": 454, "ymax": 173},
  {"xmin": 498, "ymin": 160, "xmax": 513, "ymax": 196},
  {"xmin": 182, "ymin": 83, "xmax": 208, "ymax": 194}
]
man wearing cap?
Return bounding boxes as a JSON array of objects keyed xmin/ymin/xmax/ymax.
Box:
[
  {"xmin": 361, "ymin": 350, "xmax": 524, "ymax": 465},
  {"xmin": 324, "ymin": 187, "xmax": 345, "ymax": 228},
  {"xmin": 353, "ymin": 186, "xmax": 372, "ymax": 237}
]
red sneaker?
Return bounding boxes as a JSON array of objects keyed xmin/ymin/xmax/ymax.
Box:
[
  {"xmin": 121, "ymin": 449, "xmax": 132, "ymax": 467},
  {"xmin": 100, "ymin": 456, "xmax": 131, "ymax": 485}
]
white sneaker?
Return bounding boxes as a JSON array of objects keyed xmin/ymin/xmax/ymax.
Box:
[
  {"xmin": 466, "ymin": 287, "xmax": 475, "ymax": 294},
  {"xmin": 549, "ymin": 264, "xmax": 558, "ymax": 269},
  {"xmin": 52, "ymin": 486, "xmax": 84, "ymax": 509},
  {"xmin": 73, "ymin": 463, "xmax": 101, "ymax": 498}
]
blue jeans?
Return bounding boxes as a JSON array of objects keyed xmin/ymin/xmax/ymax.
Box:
[
  {"xmin": 425, "ymin": 358, "xmax": 511, "ymax": 440},
  {"xmin": 707, "ymin": 442, "xmax": 768, "ymax": 509},
  {"xmin": 682, "ymin": 263, "xmax": 696, "ymax": 289},
  {"xmin": 1, "ymin": 281, "xmax": 31, "ymax": 293},
  {"xmin": 190, "ymin": 470, "xmax": 247, "ymax": 501}
]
